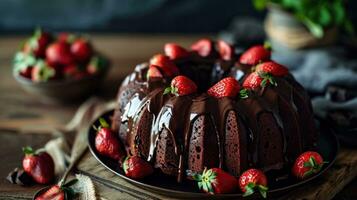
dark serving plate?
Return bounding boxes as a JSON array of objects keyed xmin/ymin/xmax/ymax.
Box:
[{"xmin": 88, "ymin": 111, "xmax": 339, "ymax": 199}]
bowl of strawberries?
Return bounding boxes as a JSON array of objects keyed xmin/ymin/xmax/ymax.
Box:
[{"xmin": 13, "ymin": 28, "xmax": 109, "ymax": 103}]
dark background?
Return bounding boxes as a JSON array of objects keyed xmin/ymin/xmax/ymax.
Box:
[{"xmin": 1, "ymin": 0, "xmax": 356, "ymax": 34}]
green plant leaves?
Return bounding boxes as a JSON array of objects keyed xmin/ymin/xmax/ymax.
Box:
[{"xmin": 253, "ymin": 0, "xmax": 267, "ymax": 10}]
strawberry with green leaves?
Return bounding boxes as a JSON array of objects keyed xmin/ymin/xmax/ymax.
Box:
[
  {"xmin": 207, "ymin": 77, "xmax": 248, "ymax": 99},
  {"xmin": 87, "ymin": 56, "xmax": 107, "ymax": 75},
  {"xmin": 94, "ymin": 118, "xmax": 125, "ymax": 161},
  {"xmin": 256, "ymin": 61, "xmax": 289, "ymax": 76},
  {"xmin": 190, "ymin": 168, "xmax": 239, "ymax": 194},
  {"xmin": 123, "ymin": 156, "xmax": 154, "ymax": 179},
  {"xmin": 164, "ymin": 75, "xmax": 197, "ymax": 96},
  {"xmin": 292, "ymin": 151, "xmax": 325, "ymax": 179},
  {"xmin": 35, "ymin": 179, "xmax": 78, "ymax": 200},
  {"xmin": 217, "ymin": 40, "xmax": 234, "ymax": 61},
  {"xmin": 239, "ymin": 169, "xmax": 268, "ymax": 198},
  {"xmin": 191, "ymin": 39, "xmax": 214, "ymax": 57},
  {"xmin": 164, "ymin": 43, "xmax": 190, "ymax": 59},
  {"xmin": 150, "ymin": 54, "xmax": 179, "ymax": 77},
  {"xmin": 243, "ymin": 72, "xmax": 277, "ymax": 89},
  {"xmin": 23, "ymin": 28, "xmax": 52, "ymax": 58},
  {"xmin": 22, "ymin": 146, "xmax": 55, "ymax": 184},
  {"xmin": 31, "ymin": 60, "xmax": 56, "ymax": 82},
  {"xmin": 239, "ymin": 43, "xmax": 271, "ymax": 65}
]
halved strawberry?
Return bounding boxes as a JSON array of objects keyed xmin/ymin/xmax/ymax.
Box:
[
  {"xmin": 164, "ymin": 75, "xmax": 197, "ymax": 96},
  {"xmin": 207, "ymin": 77, "xmax": 242, "ymax": 98},
  {"xmin": 239, "ymin": 169, "xmax": 268, "ymax": 198},
  {"xmin": 190, "ymin": 39, "xmax": 213, "ymax": 57},
  {"xmin": 239, "ymin": 44, "xmax": 271, "ymax": 65},
  {"xmin": 164, "ymin": 43, "xmax": 190, "ymax": 59},
  {"xmin": 256, "ymin": 61, "xmax": 288, "ymax": 76},
  {"xmin": 146, "ymin": 65, "xmax": 163, "ymax": 79},
  {"xmin": 217, "ymin": 40, "xmax": 234, "ymax": 61},
  {"xmin": 150, "ymin": 54, "xmax": 179, "ymax": 77},
  {"xmin": 243, "ymin": 72, "xmax": 277, "ymax": 89}
]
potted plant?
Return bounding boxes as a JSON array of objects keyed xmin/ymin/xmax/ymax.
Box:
[{"xmin": 253, "ymin": 0, "xmax": 354, "ymax": 49}]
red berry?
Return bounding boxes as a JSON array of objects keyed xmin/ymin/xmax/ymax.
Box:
[
  {"xmin": 147, "ymin": 65, "xmax": 163, "ymax": 79},
  {"xmin": 292, "ymin": 151, "xmax": 324, "ymax": 179},
  {"xmin": 63, "ymin": 64, "xmax": 80, "ymax": 78},
  {"xmin": 46, "ymin": 42, "xmax": 74, "ymax": 67},
  {"xmin": 95, "ymin": 118, "xmax": 125, "ymax": 161},
  {"xmin": 22, "ymin": 147, "xmax": 54, "ymax": 184},
  {"xmin": 71, "ymin": 38, "xmax": 93, "ymax": 63},
  {"xmin": 207, "ymin": 77, "xmax": 240, "ymax": 98},
  {"xmin": 23, "ymin": 29, "xmax": 52, "ymax": 58},
  {"xmin": 239, "ymin": 45, "xmax": 271, "ymax": 65},
  {"xmin": 191, "ymin": 39, "xmax": 213, "ymax": 57},
  {"xmin": 31, "ymin": 61, "xmax": 56, "ymax": 82},
  {"xmin": 164, "ymin": 75, "xmax": 197, "ymax": 96},
  {"xmin": 164, "ymin": 43, "xmax": 190, "ymax": 59},
  {"xmin": 123, "ymin": 156, "xmax": 154, "ymax": 179},
  {"xmin": 191, "ymin": 168, "xmax": 239, "ymax": 194},
  {"xmin": 19, "ymin": 66, "xmax": 33, "ymax": 79},
  {"xmin": 239, "ymin": 169, "xmax": 268, "ymax": 198},
  {"xmin": 256, "ymin": 61, "xmax": 289, "ymax": 76},
  {"xmin": 57, "ymin": 32, "xmax": 76, "ymax": 43},
  {"xmin": 243, "ymin": 72, "xmax": 277, "ymax": 89},
  {"xmin": 217, "ymin": 40, "xmax": 234, "ymax": 61},
  {"xmin": 150, "ymin": 54, "xmax": 179, "ymax": 77},
  {"xmin": 35, "ymin": 185, "xmax": 64, "ymax": 200}
]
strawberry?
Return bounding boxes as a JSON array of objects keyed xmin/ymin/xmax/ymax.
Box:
[
  {"xmin": 190, "ymin": 168, "xmax": 239, "ymax": 194},
  {"xmin": 239, "ymin": 44, "xmax": 271, "ymax": 65},
  {"xmin": 190, "ymin": 39, "xmax": 213, "ymax": 57},
  {"xmin": 35, "ymin": 185, "xmax": 64, "ymax": 200},
  {"xmin": 243, "ymin": 72, "xmax": 277, "ymax": 89},
  {"xmin": 256, "ymin": 61, "xmax": 288, "ymax": 76},
  {"xmin": 207, "ymin": 77, "xmax": 241, "ymax": 98},
  {"xmin": 19, "ymin": 66, "xmax": 34, "ymax": 79},
  {"xmin": 22, "ymin": 147, "xmax": 54, "ymax": 184},
  {"xmin": 94, "ymin": 118, "xmax": 125, "ymax": 161},
  {"xmin": 164, "ymin": 43, "xmax": 190, "ymax": 59},
  {"xmin": 71, "ymin": 38, "xmax": 93, "ymax": 63},
  {"xmin": 146, "ymin": 65, "xmax": 163, "ymax": 79},
  {"xmin": 217, "ymin": 40, "xmax": 234, "ymax": 61},
  {"xmin": 63, "ymin": 64, "xmax": 80, "ymax": 78},
  {"xmin": 292, "ymin": 151, "xmax": 325, "ymax": 179},
  {"xmin": 46, "ymin": 42, "xmax": 74, "ymax": 67},
  {"xmin": 57, "ymin": 32, "xmax": 76, "ymax": 44},
  {"xmin": 150, "ymin": 54, "xmax": 179, "ymax": 77},
  {"xmin": 35, "ymin": 179, "xmax": 78, "ymax": 200},
  {"xmin": 123, "ymin": 156, "xmax": 154, "ymax": 179},
  {"xmin": 239, "ymin": 169, "xmax": 268, "ymax": 198},
  {"xmin": 164, "ymin": 75, "xmax": 197, "ymax": 96},
  {"xmin": 31, "ymin": 60, "xmax": 56, "ymax": 82},
  {"xmin": 87, "ymin": 56, "xmax": 107, "ymax": 75},
  {"xmin": 23, "ymin": 28, "xmax": 52, "ymax": 58}
]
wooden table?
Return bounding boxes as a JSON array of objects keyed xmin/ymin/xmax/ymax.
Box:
[{"xmin": 0, "ymin": 35, "xmax": 356, "ymax": 199}]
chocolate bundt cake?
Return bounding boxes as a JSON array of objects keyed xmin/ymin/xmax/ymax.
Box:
[{"xmin": 112, "ymin": 39, "xmax": 318, "ymax": 182}]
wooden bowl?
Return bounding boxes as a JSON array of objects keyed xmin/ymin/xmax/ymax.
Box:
[{"xmin": 13, "ymin": 67, "xmax": 109, "ymax": 104}]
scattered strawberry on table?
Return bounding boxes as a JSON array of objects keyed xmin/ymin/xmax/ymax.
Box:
[
  {"xmin": 190, "ymin": 168, "xmax": 239, "ymax": 194},
  {"xmin": 292, "ymin": 151, "xmax": 325, "ymax": 179},
  {"xmin": 164, "ymin": 75, "xmax": 198, "ymax": 96},
  {"xmin": 123, "ymin": 156, "xmax": 154, "ymax": 179},
  {"xmin": 35, "ymin": 179, "xmax": 78, "ymax": 200},
  {"xmin": 22, "ymin": 146, "xmax": 55, "ymax": 184},
  {"xmin": 94, "ymin": 118, "xmax": 126, "ymax": 161},
  {"xmin": 13, "ymin": 28, "xmax": 108, "ymax": 82},
  {"xmin": 239, "ymin": 168, "xmax": 268, "ymax": 198}
]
